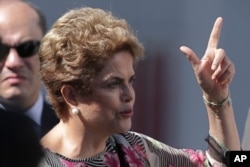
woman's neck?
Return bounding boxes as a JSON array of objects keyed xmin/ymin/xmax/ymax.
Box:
[{"xmin": 59, "ymin": 120, "xmax": 109, "ymax": 159}]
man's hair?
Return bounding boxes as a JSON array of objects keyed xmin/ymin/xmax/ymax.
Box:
[{"xmin": 26, "ymin": 1, "xmax": 47, "ymax": 34}]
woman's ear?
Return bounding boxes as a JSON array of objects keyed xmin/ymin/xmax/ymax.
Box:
[{"xmin": 61, "ymin": 84, "xmax": 78, "ymax": 106}]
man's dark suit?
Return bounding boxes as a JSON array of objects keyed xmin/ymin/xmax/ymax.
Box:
[
  {"xmin": 0, "ymin": 110, "xmax": 44, "ymax": 167},
  {"xmin": 0, "ymin": 101, "xmax": 59, "ymax": 166},
  {"xmin": 40, "ymin": 101, "xmax": 59, "ymax": 137},
  {"xmin": 0, "ymin": 100, "xmax": 59, "ymax": 138}
]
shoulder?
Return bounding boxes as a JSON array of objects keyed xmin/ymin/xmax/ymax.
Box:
[
  {"xmin": 113, "ymin": 131, "xmax": 158, "ymax": 144},
  {"xmin": 39, "ymin": 148, "xmax": 61, "ymax": 167},
  {"xmin": 112, "ymin": 131, "xmax": 152, "ymax": 154},
  {"xmin": 118, "ymin": 132, "xmax": 203, "ymax": 166},
  {"xmin": 119, "ymin": 131, "xmax": 186, "ymax": 155},
  {"xmin": 117, "ymin": 131, "xmax": 162, "ymax": 146},
  {"xmin": 40, "ymin": 124, "xmax": 60, "ymax": 150}
]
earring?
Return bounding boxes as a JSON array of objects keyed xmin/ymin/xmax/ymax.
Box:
[{"xmin": 71, "ymin": 108, "xmax": 79, "ymax": 115}]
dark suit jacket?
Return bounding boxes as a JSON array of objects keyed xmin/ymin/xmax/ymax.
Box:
[
  {"xmin": 0, "ymin": 110, "xmax": 44, "ymax": 167},
  {"xmin": 0, "ymin": 100, "xmax": 59, "ymax": 138},
  {"xmin": 40, "ymin": 101, "xmax": 59, "ymax": 137}
]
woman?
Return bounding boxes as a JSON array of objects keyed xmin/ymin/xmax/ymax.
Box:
[{"xmin": 39, "ymin": 7, "xmax": 240, "ymax": 166}]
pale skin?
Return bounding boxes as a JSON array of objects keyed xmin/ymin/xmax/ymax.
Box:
[{"xmin": 180, "ymin": 17, "xmax": 240, "ymax": 150}]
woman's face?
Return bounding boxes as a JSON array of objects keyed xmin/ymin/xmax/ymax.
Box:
[{"xmin": 77, "ymin": 50, "xmax": 135, "ymax": 136}]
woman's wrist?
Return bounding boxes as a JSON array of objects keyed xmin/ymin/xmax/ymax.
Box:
[{"xmin": 202, "ymin": 94, "xmax": 232, "ymax": 109}]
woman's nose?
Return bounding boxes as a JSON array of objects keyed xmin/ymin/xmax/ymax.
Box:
[{"xmin": 122, "ymin": 84, "xmax": 135, "ymax": 103}]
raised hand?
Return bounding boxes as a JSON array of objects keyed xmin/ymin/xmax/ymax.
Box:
[{"xmin": 180, "ymin": 17, "xmax": 235, "ymax": 102}]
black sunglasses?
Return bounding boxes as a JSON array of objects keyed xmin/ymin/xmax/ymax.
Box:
[{"xmin": 0, "ymin": 41, "xmax": 40, "ymax": 62}]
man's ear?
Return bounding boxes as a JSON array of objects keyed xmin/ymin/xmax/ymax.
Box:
[{"xmin": 61, "ymin": 84, "xmax": 78, "ymax": 106}]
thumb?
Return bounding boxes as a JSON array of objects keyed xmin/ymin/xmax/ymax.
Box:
[{"xmin": 180, "ymin": 46, "xmax": 201, "ymax": 68}]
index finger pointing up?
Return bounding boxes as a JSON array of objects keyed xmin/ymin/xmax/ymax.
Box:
[{"xmin": 207, "ymin": 17, "xmax": 223, "ymax": 49}]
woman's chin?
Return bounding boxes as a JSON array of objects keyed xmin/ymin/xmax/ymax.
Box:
[{"xmin": 118, "ymin": 120, "xmax": 132, "ymax": 133}]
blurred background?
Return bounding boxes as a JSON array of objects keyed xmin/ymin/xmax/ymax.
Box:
[{"xmin": 29, "ymin": 0, "xmax": 250, "ymax": 150}]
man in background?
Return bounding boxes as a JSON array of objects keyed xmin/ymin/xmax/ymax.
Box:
[{"xmin": 0, "ymin": 0, "xmax": 58, "ymax": 138}]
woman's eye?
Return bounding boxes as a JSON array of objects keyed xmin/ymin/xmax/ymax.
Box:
[
  {"xmin": 107, "ymin": 81, "xmax": 119, "ymax": 88},
  {"xmin": 130, "ymin": 77, "xmax": 135, "ymax": 85}
]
